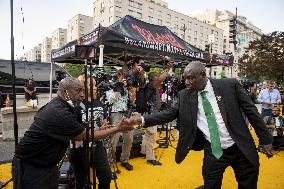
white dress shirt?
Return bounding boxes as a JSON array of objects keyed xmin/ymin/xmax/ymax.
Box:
[{"xmin": 197, "ymin": 80, "xmax": 235, "ymax": 149}]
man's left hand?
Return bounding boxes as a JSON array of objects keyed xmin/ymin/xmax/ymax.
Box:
[{"xmin": 262, "ymin": 144, "xmax": 274, "ymax": 158}]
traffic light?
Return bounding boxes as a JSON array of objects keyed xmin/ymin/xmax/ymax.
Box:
[
  {"xmin": 205, "ymin": 44, "xmax": 210, "ymax": 52},
  {"xmin": 229, "ymin": 16, "xmax": 237, "ymax": 48}
]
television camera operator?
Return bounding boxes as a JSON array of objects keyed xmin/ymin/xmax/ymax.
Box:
[{"xmin": 12, "ymin": 77, "xmax": 133, "ymax": 189}]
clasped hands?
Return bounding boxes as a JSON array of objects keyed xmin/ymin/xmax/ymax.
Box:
[{"xmin": 116, "ymin": 117, "xmax": 142, "ymax": 132}]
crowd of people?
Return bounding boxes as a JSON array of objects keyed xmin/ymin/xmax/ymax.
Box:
[{"xmin": 10, "ymin": 58, "xmax": 283, "ymax": 189}]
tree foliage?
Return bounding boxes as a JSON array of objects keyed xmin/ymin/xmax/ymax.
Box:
[
  {"xmin": 238, "ymin": 31, "xmax": 284, "ymax": 84},
  {"xmin": 64, "ymin": 64, "xmax": 84, "ymax": 77}
]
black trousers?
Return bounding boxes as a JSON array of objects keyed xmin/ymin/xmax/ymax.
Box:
[
  {"xmin": 202, "ymin": 143, "xmax": 259, "ymax": 189},
  {"xmin": 68, "ymin": 142, "xmax": 112, "ymax": 189},
  {"xmin": 12, "ymin": 157, "xmax": 59, "ymax": 189}
]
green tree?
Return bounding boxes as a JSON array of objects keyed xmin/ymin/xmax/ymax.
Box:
[
  {"xmin": 64, "ymin": 63, "xmax": 84, "ymax": 77},
  {"xmin": 239, "ymin": 31, "xmax": 284, "ymax": 84}
]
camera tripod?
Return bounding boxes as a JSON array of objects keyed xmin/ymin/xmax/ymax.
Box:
[{"xmin": 157, "ymin": 121, "xmax": 176, "ymax": 149}]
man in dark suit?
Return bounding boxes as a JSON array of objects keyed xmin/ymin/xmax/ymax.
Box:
[{"xmin": 126, "ymin": 61, "xmax": 274, "ymax": 189}]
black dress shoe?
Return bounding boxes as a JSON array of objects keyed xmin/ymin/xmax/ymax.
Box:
[
  {"xmin": 147, "ymin": 160, "xmax": 162, "ymax": 166},
  {"xmin": 121, "ymin": 162, "xmax": 133, "ymax": 171}
]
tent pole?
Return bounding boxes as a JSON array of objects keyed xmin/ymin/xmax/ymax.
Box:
[
  {"xmin": 49, "ymin": 62, "xmax": 53, "ymax": 101},
  {"xmin": 83, "ymin": 59, "xmax": 91, "ymax": 189},
  {"xmin": 10, "ymin": 0, "xmax": 18, "ymax": 146}
]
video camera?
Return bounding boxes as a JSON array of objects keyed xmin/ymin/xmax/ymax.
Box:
[{"xmin": 95, "ymin": 70, "xmax": 117, "ymax": 99}]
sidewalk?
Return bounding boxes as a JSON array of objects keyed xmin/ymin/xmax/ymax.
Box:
[{"xmin": 0, "ymin": 140, "xmax": 15, "ymax": 163}]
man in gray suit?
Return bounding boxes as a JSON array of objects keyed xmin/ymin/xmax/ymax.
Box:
[{"xmin": 126, "ymin": 61, "xmax": 273, "ymax": 189}]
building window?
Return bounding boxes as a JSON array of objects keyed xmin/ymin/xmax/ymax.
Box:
[
  {"xmin": 115, "ymin": 5, "xmax": 122, "ymax": 12},
  {"xmin": 148, "ymin": 16, "xmax": 154, "ymax": 22},
  {"xmin": 128, "ymin": 9, "xmax": 135, "ymax": 16},
  {"xmin": 200, "ymin": 33, "xmax": 203, "ymax": 37},
  {"xmin": 136, "ymin": 12, "xmax": 142, "ymax": 19},
  {"xmin": 149, "ymin": 7, "xmax": 154, "ymax": 13},
  {"xmin": 109, "ymin": 16, "xmax": 113, "ymax": 22},
  {"xmin": 166, "ymin": 21, "xmax": 170, "ymax": 27},
  {"xmin": 128, "ymin": 0, "xmax": 134, "ymax": 7},
  {"xmin": 167, "ymin": 14, "xmax": 171, "ymax": 20},
  {"xmin": 158, "ymin": 10, "xmax": 162, "ymax": 16},
  {"xmin": 158, "ymin": 19, "xmax": 162, "ymax": 25},
  {"xmin": 109, "ymin": 6, "xmax": 113, "ymax": 13},
  {"xmin": 137, "ymin": 3, "xmax": 143, "ymax": 10},
  {"xmin": 116, "ymin": 16, "xmax": 122, "ymax": 21}
]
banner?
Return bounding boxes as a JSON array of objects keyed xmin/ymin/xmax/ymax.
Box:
[{"xmin": 207, "ymin": 53, "xmax": 234, "ymax": 66}]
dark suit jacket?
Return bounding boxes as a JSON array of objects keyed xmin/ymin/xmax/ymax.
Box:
[{"xmin": 144, "ymin": 78, "xmax": 273, "ymax": 166}]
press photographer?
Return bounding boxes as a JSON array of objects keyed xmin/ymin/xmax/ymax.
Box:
[
  {"xmin": 12, "ymin": 77, "xmax": 133, "ymax": 189},
  {"xmin": 125, "ymin": 57, "xmax": 147, "ymax": 88},
  {"xmin": 106, "ymin": 69, "xmax": 135, "ymax": 171}
]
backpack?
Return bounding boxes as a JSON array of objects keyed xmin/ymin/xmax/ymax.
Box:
[
  {"xmin": 135, "ymin": 82, "xmax": 157, "ymax": 114},
  {"xmin": 135, "ymin": 87, "xmax": 148, "ymax": 114}
]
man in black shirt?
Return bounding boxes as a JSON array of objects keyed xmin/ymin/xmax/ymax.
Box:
[
  {"xmin": 12, "ymin": 77, "xmax": 133, "ymax": 189},
  {"xmin": 23, "ymin": 78, "xmax": 37, "ymax": 102}
]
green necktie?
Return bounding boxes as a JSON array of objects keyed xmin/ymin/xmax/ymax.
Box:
[{"xmin": 200, "ymin": 91, "xmax": 223, "ymax": 159}]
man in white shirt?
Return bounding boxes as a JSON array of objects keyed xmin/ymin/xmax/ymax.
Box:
[{"xmin": 126, "ymin": 61, "xmax": 273, "ymax": 189}]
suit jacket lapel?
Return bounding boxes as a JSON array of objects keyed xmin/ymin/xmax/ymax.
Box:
[
  {"xmin": 188, "ymin": 90, "xmax": 198, "ymax": 128},
  {"xmin": 210, "ymin": 79, "xmax": 228, "ymax": 125}
]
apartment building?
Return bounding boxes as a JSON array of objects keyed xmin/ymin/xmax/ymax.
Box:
[
  {"xmin": 192, "ymin": 9, "xmax": 262, "ymax": 55},
  {"xmin": 41, "ymin": 37, "xmax": 52, "ymax": 62},
  {"xmin": 67, "ymin": 14, "xmax": 93, "ymax": 42},
  {"xmin": 26, "ymin": 45, "xmax": 41, "ymax": 62},
  {"xmin": 52, "ymin": 28, "xmax": 67, "ymax": 49},
  {"xmin": 93, "ymin": 0, "xmax": 224, "ymax": 54},
  {"xmin": 192, "ymin": 9, "xmax": 263, "ymax": 77}
]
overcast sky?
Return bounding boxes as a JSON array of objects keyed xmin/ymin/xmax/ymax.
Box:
[{"xmin": 0, "ymin": 0, "xmax": 283, "ymax": 60}]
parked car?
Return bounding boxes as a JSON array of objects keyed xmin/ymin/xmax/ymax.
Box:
[{"xmin": 0, "ymin": 59, "xmax": 70, "ymax": 107}]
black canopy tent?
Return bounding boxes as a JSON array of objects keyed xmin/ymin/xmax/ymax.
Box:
[{"xmin": 51, "ymin": 15, "xmax": 209, "ymax": 66}]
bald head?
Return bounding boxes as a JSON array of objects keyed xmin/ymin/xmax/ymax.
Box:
[
  {"xmin": 183, "ymin": 61, "xmax": 207, "ymax": 92},
  {"xmin": 58, "ymin": 77, "xmax": 82, "ymax": 92},
  {"xmin": 184, "ymin": 61, "xmax": 206, "ymax": 76},
  {"xmin": 57, "ymin": 77, "xmax": 84, "ymax": 105}
]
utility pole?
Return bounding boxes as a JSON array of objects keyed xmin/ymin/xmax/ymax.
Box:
[{"xmin": 229, "ymin": 7, "xmax": 238, "ymax": 78}]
